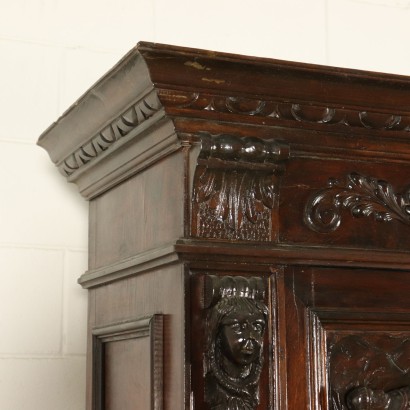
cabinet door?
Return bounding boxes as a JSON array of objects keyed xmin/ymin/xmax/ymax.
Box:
[{"xmin": 280, "ymin": 266, "xmax": 410, "ymax": 409}]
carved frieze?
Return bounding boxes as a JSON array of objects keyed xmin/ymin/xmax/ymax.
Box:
[
  {"xmin": 59, "ymin": 90, "xmax": 162, "ymax": 177},
  {"xmin": 203, "ymin": 275, "xmax": 268, "ymax": 410},
  {"xmin": 304, "ymin": 172, "xmax": 410, "ymax": 233},
  {"xmin": 192, "ymin": 133, "xmax": 290, "ymax": 241},
  {"xmin": 158, "ymin": 89, "xmax": 410, "ymax": 132},
  {"xmin": 328, "ymin": 334, "xmax": 410, "ymax": 410}
]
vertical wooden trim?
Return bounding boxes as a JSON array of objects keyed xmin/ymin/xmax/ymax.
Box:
[
  {"xmin": 150, "ymin": 315, "xmax": 164, "ymax": 410},
  {"xmin": 182, "ymin": 144, "xmax": 192, "ymax": 239},
  {"xmin": 308, "ymin": 311, "xmax": 328, "ymax": 410},
  {"xmin": 272, "ymin": 267, "xmax": 288, "ymax": 410},
  {"xmin": 92, "ymin": 335, "xmax": 104, "ymax": 410}
]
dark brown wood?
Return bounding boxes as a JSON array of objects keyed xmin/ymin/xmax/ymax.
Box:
[
  {"xmin": 282, "ymin": 265, "xmax": 410, "ymax": 409},
  {"xmin": 38, "ymin": 42, "xmax": 410, "ymax": 409},
  {"xmin": 202, "ymin": 275, "xmax": 268, "ymax": 410}
]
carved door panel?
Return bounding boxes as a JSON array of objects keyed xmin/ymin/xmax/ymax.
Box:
[{"xmin": 281, "ymin": 266, "xmax": 410, "ymax": 410}]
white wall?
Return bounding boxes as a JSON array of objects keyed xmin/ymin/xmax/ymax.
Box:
[{"xmin": 1, "ymin": 0, "xmax": 410, "ymax": 408}]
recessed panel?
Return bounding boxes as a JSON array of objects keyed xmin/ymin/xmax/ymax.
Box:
[
  {"xmin": 284, "ymin": 266, "xmax": 410, "ymax": 409},
  {"xmin": 92, "ymin": 315, "xmax": 163, "ymax": 410},
  {"xmin": 104, "ymin": 338, "xmax": 151, "ymax": 410}
]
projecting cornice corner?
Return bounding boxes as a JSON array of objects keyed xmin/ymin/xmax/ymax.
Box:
[{"xmin": 37, "ymin": 46, "xmax": 179, "ymax": 199}]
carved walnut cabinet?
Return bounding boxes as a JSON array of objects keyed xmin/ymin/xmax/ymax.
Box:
[{"xmin": 38, "ymin": 43, "xmax": 410, "ymax": 410}]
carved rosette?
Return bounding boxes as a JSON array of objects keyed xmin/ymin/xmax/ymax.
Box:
[
  {"xmin": 304, "ymin": 172, "xmax": 410, "ymax": 233},
  {"xmin": 192, "ymin": 133, "xmax": 290, "ymax": 241},
  {"xmin": 203, "ymin": 275, "xmax": 268, "ymax": 410}
]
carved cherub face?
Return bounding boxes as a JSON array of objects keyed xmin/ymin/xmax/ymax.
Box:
[{"xmin": 220, "ymin": 308, "xmax": 265, "ymax": 366}]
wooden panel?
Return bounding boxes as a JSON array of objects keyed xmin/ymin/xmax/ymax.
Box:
[
  {"xmin": 280, "ymin": 157, "xmax": 410, "ymax": 251},
  {"xmin": 92, "ymin": 315, "xmax": 163, "ymax": 410},
  {"xmin": 105, "ymin": 338, "xmax": 151, "ymax": 410},
  {"xmin": 282, "ymin": 266, "xmax": 410, "ymax": 410},
  {"xmin": 91, "ymin": 263, "xmax": 185, "ymax": 410},
  {"xmin": 327, "ymin": 331, "xmax": 410, "ymax": 409},
  {"xmin": 89, "ymin": 152, "xmax": 185, "ymax": 270}
]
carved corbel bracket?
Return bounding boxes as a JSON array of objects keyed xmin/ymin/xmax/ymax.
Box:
[
  {"xmin": 304, "ymin": 172, "xmax": 410, "ymax": 233},
  {"xmin": 192, "ymin": 133, "xmax": 290, "ymax": 241},
  {"xmin": 203, "ymin": 275, "xmax": 268, "ymax": 410}
]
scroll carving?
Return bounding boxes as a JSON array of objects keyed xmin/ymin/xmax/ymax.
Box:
[
  {"xmin": 328, "ymin": 334, "xmax": 410, "ymax": 410},
  {"xmin": 203, "ymin": 275, "xmax": 268, "ymax": 410},
  {"xmin": 304, "ymin": 172, "xmax": 410, "ymax": 233},
  {"xmin": 192, "ymin": 133, "xmax": 290, "ymax": 241}
]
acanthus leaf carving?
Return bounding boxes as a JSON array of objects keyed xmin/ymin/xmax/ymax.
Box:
[
  {"xmin": 192, "ymin": 133, "xmax": 290, "ymax": 241},
  {"xmin": 304, "ymin": 172, "xmax": 410, "ymax": 233}
]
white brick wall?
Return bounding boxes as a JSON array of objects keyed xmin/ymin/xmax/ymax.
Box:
[{"xmin": 1, "ymin": 0, "xmax": 409, "ymax": 408}]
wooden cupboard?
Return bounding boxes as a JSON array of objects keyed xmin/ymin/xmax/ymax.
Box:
[{"xmin": 39, "ymin": 43, "xmax": 410, "ymax": 409}]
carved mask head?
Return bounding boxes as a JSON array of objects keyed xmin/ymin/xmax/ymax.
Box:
[
  {"xmin": 204, "ymin": 276, "xmax": 268, "ymax": 410},
  {"xmin": 218, "ymin": 297, "xmax": 266, "ymax": 367},
  {"xmin": 209, "ymin": 296, "xmax": 268, "ymax": 379}
]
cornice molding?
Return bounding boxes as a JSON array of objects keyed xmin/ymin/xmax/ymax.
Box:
[
  {"xmin": 38, "ymin": 42, "xmax": 410, "ymax": 201},
  {"xmin": 59, "ymin": 90, "xmax": 163, "ymax": 177}
]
